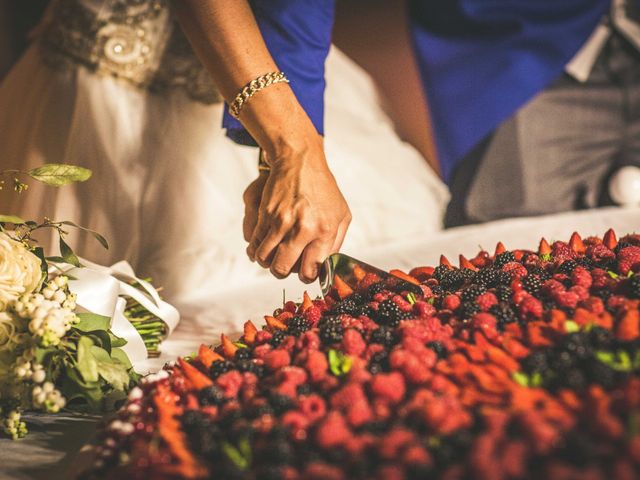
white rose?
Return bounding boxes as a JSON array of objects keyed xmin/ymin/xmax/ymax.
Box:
[
  {"xmin": 0, "ymin": 232, "xmax": 42, "ymax": 310},
  {"xmin": 0, "ymin": 311, "xmax": 19, "ymax": 352}
]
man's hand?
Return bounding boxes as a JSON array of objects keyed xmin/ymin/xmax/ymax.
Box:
[{"xmin": 243, "ymin": 140, "xmax": 351, "ymax": 283}]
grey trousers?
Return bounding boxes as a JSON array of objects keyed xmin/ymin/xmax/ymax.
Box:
[{"xmin": 445, "ymin": 32, "xmax": 640, "ymax": 228}]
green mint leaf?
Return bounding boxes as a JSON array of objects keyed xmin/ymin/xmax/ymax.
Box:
[
  {"xmin": 27, "ymin": 163, "xmax": 92, "ymax": 187},
  {"xmin": 221, "ymin": 442, "xmax": 250, "ymax": 470},
  {"xmin": 607, "ymin": 271, "xmax": 620, "ymax": 279},
  {"xmin": 512, "ymin": 371, "xmax": 530, "ymax": 387},
  {"xmin": 564, "ymin": 320, "xmax": 580, "ymax": 333},
  {"xmin": 328, "ymin": 349, "xmax": 353, "ymax": 377},
  {"xmin": 406, "ymin": 292, "xmax": 417, "ymax": 305}
]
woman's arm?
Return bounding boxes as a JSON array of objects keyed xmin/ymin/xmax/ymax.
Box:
[{"xmin": 173, "ymin": 1, "xmax": 351, "ymax": 283}]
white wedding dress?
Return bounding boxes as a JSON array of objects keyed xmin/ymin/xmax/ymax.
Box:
[{"xmin": 0, "ymin": 0, "xmax": 448, "ymax": 308}]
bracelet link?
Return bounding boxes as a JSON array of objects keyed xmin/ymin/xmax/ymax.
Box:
[{"xmin": 229, "ymin": 71, "xmax": 289, "ymax": 119}]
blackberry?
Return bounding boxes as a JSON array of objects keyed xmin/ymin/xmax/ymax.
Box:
[
  {"xmin": 495, "ymin": 269, "xmax": 513, "ymax": 286},
  {"xmin": 269, "ymin": 393, "xmax": 294, "ymax": 415},
  {"xmin": 234, "ymin": 348, "xmax": 251, "ymax": 360},
  {"xmin": 490, "ymin": 303, "xmax": 517, "ymax": 326},
  {"xmin": 370, "ymin": 326, "xmax": 397, "ymax": 347},
  {"xmin": 474, "ymin": 268, "xmax": 500, "ymax": 288},
  {"xmin": 461, "ymin": 301, "xmax": 480, "ymax": 318},
  {"xmin": 367, "ymin": 281, "xmax": 387, "ymax": 298},
  {"xmin": 270, "ymin": 330, "xmax": 287, "ymax": 347},
  {"xmin": 430, "ymin": 285, "xmax": 444, "ymax": 296},
  {"xmin": 564, "ymin": 333, "xmax": 592, "ymax": 360},
  {"xmin": 318, "ymin": 315, "xmax": 342, "ymax": 329},
  {"xmin": 522, "ymin": 350, "xmax": 549, "ymax": 374},
  {"xmin": 368, "ymin": 350, "xmax": 389, "ymax": 373},
  {"xmin": 553, "ymin": 350, "xmax": 577, "ymax": 371},
  {"xmin": 494, "ymin": 251, "xmax": 516, "ymax": 268},
  {"xmin": 557, "ymin": 259, "xmax": 578, "ymax": 274},
  {"xmin": 296, "ymin": 384, "xmax": 312, "ymax": 396},
  {"xmin": 629, "ymin": 274, "xmax": 640, "ymax": 299},
  {"xmin": 527, "ymin": 265, "xmax": 551, "ymax": 279},
  {"xmin": 433, "ymin": 265, "xmax": 453, "ymax": 281},
  {"xmin": 267, "ymin": 441, "xmax": 293, "ymax": 465},
  {"xmin": 257, "ymin": 466, "xmax": 283, "ymax": 480},
  {"xmin": 460, "ymin": 284, "xmax": 486, "ymax": 302},
  {"xmin": 589, "ymin": 326, "xmax": 615, "ymax": 349},
  {"xmin": 331, "ymin": 298, "xmax": 359, "ymax": 315},
  {"xmin": 349, "ymin": 293, "xmax": 365, "ymax": 305},
  {"xmin": 209, "ymin": 360, "xmax": 234, "ymax": 378},
  {"xmin": 319, "ymin": 323, "xmax": 344, "ymax": 344},
  {"xmin": 247, "ymin": 402, "xmax": 274, "ymax": 418},
  {"xmin": 357, "ymin": 304, "xmax": 375, "ymax": 318},
  {"xmin": 522, "ymin": 275, "xmax": 543, "ymax": 294},
  {"xmin": 576, "ymin": 256, "xmax": 594, "ymax": 269},
  {"xmin": 495, "ymin": 285, "xmax": 513, "ymax": 303},
  {"xmin": 236, "ymin": 359, "xmax": 265, "ymax": 377},
  {"xmin": 588, "ymin": 359, "xmax": 617, "ymax": 389},
  {"xmin": 198, "ymin": 385, "xmax": 226, "ymax": 406},
  {"xmin": 563, "ymin": 368, "xmax": 587, "ymax": 391},
  {"xmin": 427, "ymin": 341, "xmax": 447, "ymax": 358},
  {"xmin": 375, "ymin": 299, "xmax": 408, "ymax": 327},
  {"xmin": 439, "ymin": 269, "xmax": 466, "ymax": 291},
  {"xmin": 286, "ymin": 316, "xmax": 311, "ymax": 336},
  {"xmin": 358, "ymin": 421, "xmax": 388, "ymax": 434},
  {"xmin": 461, "ymin": 268, "xmax": 477, "ymax": 282}
]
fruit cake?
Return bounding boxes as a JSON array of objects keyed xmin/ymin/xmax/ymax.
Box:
[{"xmin": 83, "ymin": 230, "xmax": 640, "ymax": 480}]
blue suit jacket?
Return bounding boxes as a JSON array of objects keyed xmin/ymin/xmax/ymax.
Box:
[{"xmin": 224, "ymin": 1, "xmax": 610, "ymax": 183}]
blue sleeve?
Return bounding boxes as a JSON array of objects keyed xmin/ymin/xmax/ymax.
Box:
[{"xmin": 223, "ymin": 0, "xmax": 336, "ymax": 146}]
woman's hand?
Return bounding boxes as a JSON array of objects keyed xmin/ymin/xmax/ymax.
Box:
[
  {"xmin": 243, "ymin": 139, "xmax": 351, "ymax": 283},
  {"xmin": 244, "ymin": 136, "xmax": 351, "ymax": 283}
]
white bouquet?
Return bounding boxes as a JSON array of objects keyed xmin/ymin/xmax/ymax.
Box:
[{"xmin": 0, "ymin": 164, "xmax": 155, "ymax": 439}]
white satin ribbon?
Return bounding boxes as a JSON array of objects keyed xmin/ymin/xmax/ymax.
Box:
[{"xmin": 51, "ymin": 259, "xmax": 180, "ymax": 370}]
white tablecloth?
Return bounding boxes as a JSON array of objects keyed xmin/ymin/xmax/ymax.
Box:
[{"xmin": 3, "ymin": 206, "xmax": 639, "ymax": 479}]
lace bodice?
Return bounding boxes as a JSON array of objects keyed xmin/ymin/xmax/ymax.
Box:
[{"xmin": 40, "ymin": 0, "xmax": 222, "ymax": 103}]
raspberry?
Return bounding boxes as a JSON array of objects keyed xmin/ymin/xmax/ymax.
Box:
[
  {"xmin": 342, "ymin": 329, "xmax": 366, "ymax": 356},
  {"xmin": 471, "ymin": 312, "xmax": 498, "ymax": 334},
  {"xmin": 554, "ymin": 290, "xmax": 579, "ymax": 310},
  {"xmin": 264, "ymin": 349, "xmax": 291, "ymax": 371},
  {"xmin": 443, "ymin": 294, "xmax": 461, "ymax": 311},
  {"xmin": 476, "ymin": 292, "xmax": 498, "ymax": 311},
  {"xmin": 392, "ymin": 294, "xmax": 413, "ymax": 313},
  {"xmin": 370, "ymin": 372, "xmax": 406, "ymax": 404},
  {"xmin": 413, "ymin": 301, "xmax": 436, "ymax": 318},
  {"xmin": 618, "ymin": 246, "xmax": 640, "ymax": 275},
  {"xmin": 502, "ymin": 262, "xmax": 528, "ymax": 279},
  {"xmin": 519, "ymin": 296, "xmax": 543, "ymax": 320},
  {"xmin": 570, "ymin": 266, "xmax": 593, "ymax": 289},
  {"xmin": 305, "ymin": 350, "xmax": 329, "ymax": 382},
  {"xmin": 552, "ymin": 241, "xmax": 577, "ymax": 261},
  {"xmin": 303, "ymin": 306, "xmax": 322, "ymax": 326},
  {"xmin": 316, "ymin": 412, "xmax": 351, "ymax": 449},
  {"xmin": 298, "ymin": 394, "xmax": 326, "ymax": 423}
]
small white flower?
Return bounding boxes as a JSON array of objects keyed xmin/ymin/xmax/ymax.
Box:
[
  {"xmin": 128, "ymin": 387, "xmax": 143, "ymax": 401},
  {"xmin": 43, "ymin": 381, "xmax": 54, "ymax": 394},
  {"xmin": 32, "ymin": 368, "xmax": 46, "ymax": 384},
  {"xmin": 54, "ymin": 276, "xmax": 68, "ymax": 288}
]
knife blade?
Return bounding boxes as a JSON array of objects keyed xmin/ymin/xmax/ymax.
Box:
[{"xmin": 319, "ymin": 253, "xmax": 422, "ymax": 298}]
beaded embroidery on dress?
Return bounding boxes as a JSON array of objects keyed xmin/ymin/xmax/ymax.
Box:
[{"xmin": 40, "ymin": 0, "xmax": 221, "ymax": 103}]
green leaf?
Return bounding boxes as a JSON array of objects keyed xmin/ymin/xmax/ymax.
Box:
[
  {"xmin": 0, "ymin": 214, "xmax": 26, "ymax": 224},
  {"xmin": 59, "ymin": 221, "xmax": 109, "ymax": 250},
  {"xmin": 91, "ymin": 345, "xmax": 130, "ymax": 391},
  {"xmin": 27, "ymin": 163, "xmax": 92, "ymax": 187},
  {"xmin": 512, "ymin": 371, "xmax": 530, "ymax": 387},
  {"xmin": 234, "ymin": 342, "xmax": 248, "ymax": 349},
  {"xmin": 109, "ymin": 333, "xmax": 127, "ymax": 348},
  {"xmin": 328, "ymin": 349, "xmax": 353, "ymax": 377},
  {"xmin": 111, "ymin": 347, "xmax": 133, "ymax": 370},
  {"xmin": 564, "ymin": 320, "xmax": 580, "ymax": 333},
  {"xmin": 59, "ymin": 237, "xmax": 82, "ymax": 267},
  {"xmin": 221, "ymin": 441, "xmax": 250, "ymax": 470},
  {"xmin": 32, "ymin": 246, "xmax": 48, "ymax": 277},
  {"xmin": 406, "ymin": 292, "xmax": 417, "ymax": 305},
  {"xmin": 530, "ymin": 372, "xmax": 543, "ymax": 387},
  {"xmin": 607, "ymin": 270, "xmax": 620, "ymax": 279},
  {"xmin": 539, "ymin": 253, "xmax": 553, "ymax": 262},
  {"xmin": 75, "ymin": 312, "xmax": 111, "ymax": 332},
  {"xmin": 427, "ymin": 297, "xmax": 435, "ymax": 305},
  {"xmin": 77, "ymin": 336, "xmax": 99, "ymax": 383}
]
